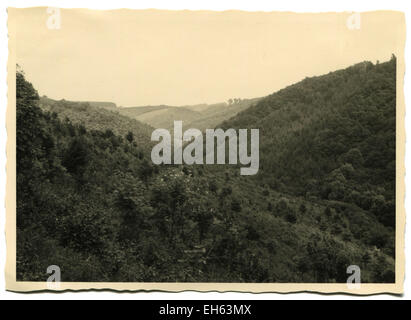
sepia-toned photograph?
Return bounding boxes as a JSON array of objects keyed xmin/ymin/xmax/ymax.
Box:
[{"xmin": 6, "ymin": 8, "xmax": 405, "ymax": 294}]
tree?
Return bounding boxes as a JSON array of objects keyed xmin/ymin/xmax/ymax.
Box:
[
  {"xmin": 209, "ymin": 181, "xmax": 218, "ymax": 193},
  {"xmin": 138, "ymin": 159, "xmax": 154, "ymax": 182},
  {"xmin": 231, "ymin": 198, "xmax": 242, "ymax": 212},
  {"xmin": 341, "ymin": 148, "xmax": 364, "ymax": 168},
  {"xmin": 62, "ymin": 137, "xmax": 89, "ymax": 177},
  {"xmin": 126, "ymin": 131, "xmax": 134, "ymax": 143}
]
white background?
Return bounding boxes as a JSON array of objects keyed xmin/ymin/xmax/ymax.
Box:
[{"xmin": 0, "ymin": 0, "xmax": 409, "ymax": 300}]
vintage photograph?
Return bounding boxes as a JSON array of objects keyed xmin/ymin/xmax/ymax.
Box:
[{"xmin": 6, "ymin": 8, "xmax": 405, "ymax": 293}]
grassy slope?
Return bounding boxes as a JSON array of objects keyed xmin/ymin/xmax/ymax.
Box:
[
  {"xmin": 39, "ymin": 97, "xmax": 154, "ymax": 152},
  {"xmin": 116, "ymin": 98, "xmax": 261, "ymax": 131}
]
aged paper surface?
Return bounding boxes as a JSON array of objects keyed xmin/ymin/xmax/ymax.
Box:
[{"xmin": 6, "ymin": 8, "xmax": 405, "ymax": 294}]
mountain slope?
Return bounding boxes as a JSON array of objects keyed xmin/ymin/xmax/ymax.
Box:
[
  {"xmin": 39, "ymin": 97, "xmax": 154, "ymax": 152},
  {"xmin": 222, "ymin": 58, "xmax": 396, "ymax": 229},
  {"xmin": 117, "ymin": 98, "xmax": 261, "ymax": 131},
  {"xmin": 16, "ymin": 59, "xmax": 396, "ymax": 283}
]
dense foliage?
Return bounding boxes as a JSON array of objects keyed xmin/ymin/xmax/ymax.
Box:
[
  {"xmin": 16, "ymin": 59, "xmax": 396, "ymax": 283},
  {"xmin": 224, "ymin": 57, "xmax": 396, "ymax": 232}
]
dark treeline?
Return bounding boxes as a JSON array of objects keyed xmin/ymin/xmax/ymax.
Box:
[{"xmin": 16, "ymin": 58, "xmax": 395, "ymax": 283}]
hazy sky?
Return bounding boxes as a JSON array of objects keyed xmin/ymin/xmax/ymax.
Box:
[{"xmin": 11, "ymin": 9, "xmax": 403, "ymax": 107}]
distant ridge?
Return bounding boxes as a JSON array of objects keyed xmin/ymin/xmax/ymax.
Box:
[
  {"xmin": 74, "ymin": 101, "xmax": 117, "ymax": 110},
  {"xmin": 117, "ymin": 98, "xmax": 262, "ymax": 131}
]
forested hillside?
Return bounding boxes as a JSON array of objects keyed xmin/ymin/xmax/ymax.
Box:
[
  {"xmin": 16, "ymin": 58, "xmax": 396, "ymax": 283},
  {"xmin": 39, "ymin": 97, "xmax": 154, "ymax": 153},
  {"xmin": 223, "ymin": 57, "xmax": 397, "ymax": 230}
]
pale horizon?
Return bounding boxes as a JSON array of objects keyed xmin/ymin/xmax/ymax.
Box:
[{"xmin": 13, "ymin": 9, "xmax": 402, "ymax": 107}]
